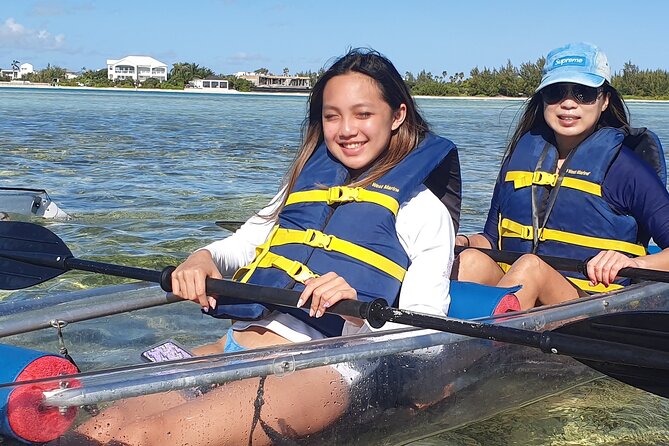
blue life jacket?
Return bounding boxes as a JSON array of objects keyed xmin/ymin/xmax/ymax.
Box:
[
  {"xmin": 209, "ymin": 133, "xmax": 457, "ymax": 337},
  {"xmin": 497, "ymin": 126, "xmax": 664, "ymax": 292}
]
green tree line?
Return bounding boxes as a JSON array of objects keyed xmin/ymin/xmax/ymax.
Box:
[
  {"xmin": 9, "ymin": 61, "xmax": 254, "ymax": 91},
  {"xmin": 8, "ymin": 59, "xmax": 669, "ymax": 99},
  {"xmin": 403, "ymin": 59, "xmax": 669, "ymax": 99}
]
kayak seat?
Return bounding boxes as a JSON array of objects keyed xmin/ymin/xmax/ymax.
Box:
[{"xmin": 447, "ymin": 280, "xmax": 521, "ymax": 319}]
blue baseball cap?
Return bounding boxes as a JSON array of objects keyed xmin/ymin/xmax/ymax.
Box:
[{"xmin": 536, "ymin": 42, "xmax": 611, "ymax": 92}]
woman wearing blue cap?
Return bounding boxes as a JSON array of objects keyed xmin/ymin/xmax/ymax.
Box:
[{"xmin": 454, "ymin": 42, "xmax": 669, "ymax": 309}]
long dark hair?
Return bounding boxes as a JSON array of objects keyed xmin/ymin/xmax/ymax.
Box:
[
  {"xmin": 269, "ymin": 48, "xmax": 429, "ymax": 218},
  {"xmin": 504, "ymin": 82, "xmax": 630, "ymax": 161}
]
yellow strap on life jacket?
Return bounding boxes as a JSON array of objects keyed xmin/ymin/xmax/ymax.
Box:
[
  {"xmin": 234, "ymin": 225, "xmax": 406, "ymax": 284},
  {"xmin": 497, "ymin": 262, "xmax": 511, "ymax": 273},
  {"xmin": 497, "ymin": 214, "xmax": 504, "ymax": 250},
  {"xmin": 506, "ymin": 170, "xmax": 559, "ymax": 188},
  {"xmin": 270, "ymin": 228, "xmax": 406, "ymax": 282},
  {"xmin": 233, "ymin": 226, "xmax": 278, "ymax": 283},
  {"xmin": 286, "ymin": 186, "xmax": 400, "ymax": 216},
  {"xmin": 241, "ymin": 251, "xmax": 319, "ymax": 284},
  {"xmin": 500, "ymin": 218, "xmax": 646, "ymax": 257},
  {"xmin": 505, "ymin": 171, "xmax": 602, "ymax": 196},
  {"xmin": 233, "ymin": 225, "xmax": 321, "ymax": 284},
  {"xmin": 498, "ymin": 261, "xmax": 623, "ymax": 293},
  {"xmin": 565, "ymin": 276, "xmax": 624, "ymax": 293}
]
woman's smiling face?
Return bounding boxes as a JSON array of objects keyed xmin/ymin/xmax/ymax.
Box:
[
  {"xmin": 542, "ymin": 83, "xmax": 610, "ymax": 152},
  {"xmin": 322, "ymin": 71, "xmax": 406, "ymax": 174}
]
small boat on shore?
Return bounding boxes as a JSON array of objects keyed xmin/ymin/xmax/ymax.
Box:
[{"xmin": 0, "ymin": 222, "xmax": 668, "ymax": 445}]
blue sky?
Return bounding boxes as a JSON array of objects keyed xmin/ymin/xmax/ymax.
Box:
[{"xmin": 1, "ymin": 0, "xmax": 668, "ymax": 76}]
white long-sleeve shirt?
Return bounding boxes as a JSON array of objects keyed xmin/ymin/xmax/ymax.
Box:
[{"xmin": 203, "ymin": 184, "xmax": 454, "ymax": 341}]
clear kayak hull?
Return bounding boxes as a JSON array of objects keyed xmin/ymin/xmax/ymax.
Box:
[{"xmin": 1, "ymin": 281, "xmax": 668, "ymax": 445}]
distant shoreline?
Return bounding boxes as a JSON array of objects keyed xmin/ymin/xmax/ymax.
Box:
[
  {"xmin": 0, "ymin": 82, "xmax": 526, "ymax": 101},
  {"xmin": 1, "ymin": 81, "xmax": 667, "ymax": 103},
  {"xmin": 0, "ymin": 81, "xmax": 311, "ymax": 97}
]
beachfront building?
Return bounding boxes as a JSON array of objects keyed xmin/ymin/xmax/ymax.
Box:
[
  {"xmin": 235, "ymin": 71, "xmax": 311, "ymax": 91},
  {"xmin": 190, "ymin": 77, "xmax": 230, "ymax": 90},
  {"xmin": 107, "ymin": 56, "xmax": 168, "ymax": 83},
  {"xmin": 19, "ymin": 63, "xmax": 34, "ymax": 79},
  {"xmin": 1, "ymin": 63, "xmax": 34, "ymax": 80}
]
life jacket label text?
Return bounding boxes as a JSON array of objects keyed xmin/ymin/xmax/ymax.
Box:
[
  {"xmin": 566, "ymin": 168, "xmax": 591, "ymax": 176},
  {"xmin": 371, "ymin": 182, "xmax": 400, "ymax": 193}
]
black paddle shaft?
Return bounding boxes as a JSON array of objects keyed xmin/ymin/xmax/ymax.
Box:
[
  {"xmin": 197, "ymin": 270, "xmax": 382, "ymax": 327},
  {"xmin": 455, "ymin": 245, "xmax": 669, "ymax": 282},
  {"xmin": 0, "ymin": 222, "xmax": 373, "ymax": 322},
  {"xmin": 2, "ymin": 257, "xmax": 376, "ymax": 325},
  {"xmin": 9, "ymin": 245, "xmax": 669, "ymax": 371}
]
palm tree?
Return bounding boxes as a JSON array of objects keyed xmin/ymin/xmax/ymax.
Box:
[
  {"xmin": 170, "ymin": 62, "xmax": 214, "ymax": 83},
  {"xmin": 8, "ymin": 60, "xmax": 20, "ymax": 79},
  {"xmin": 189, "ymin": 62, "xmax": 200, "ymax": 75}
]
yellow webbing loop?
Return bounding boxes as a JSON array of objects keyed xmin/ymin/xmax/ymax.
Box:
[
  {"xmin": 233, "ymin": 226, "xmax": 320, "ymax": 284},
  {"xmin": 506, "ymin": 171, "xmax": 558, "ymax": 188},
  {"xmin": 560, "ymin": 177, "xmax": 602, "ymax": 196},
  {"xmin": 566, "ymin": 276, "xmax": 624, "ymax": 293},
  {"xmin": 499, "ymin": 218, "xmax": 534, "ymax": 240},
  {"xmin": 257, "ymin": 252, "xmax": 319, "ymax": 283},
  {"xmin": 504, "ymin": 171, "xmax": 601, "ymax": 196},
  {"xmin": 286, "ymin": 186, "xmax": 400, "ymax": 216},
  {"xmin": 498, "ymin": 262, "xmax": 511, "ymax": 273},
  {"xmin": 271, "ymin": 228, "xmax": 406, "ymax": 281},
  {"xmin": 500, "ymin": 218, "xmax": 646, "ymax": 257},
  {"xmin": 233, "ymin": 226, "xmax": 279, "ymax": 283},
  {"xmin": 234, "ymin": 225, "xmax": 406, "ymax": 284}
]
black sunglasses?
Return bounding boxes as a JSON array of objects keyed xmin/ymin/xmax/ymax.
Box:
[{"xmin": 540, "ymin": 83, "xmax": 604, "ymax": 105}]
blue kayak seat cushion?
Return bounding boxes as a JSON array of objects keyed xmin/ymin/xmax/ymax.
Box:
[{"xmin": 448, "ymin": 281, "xmax": 521, "ymax": 319}]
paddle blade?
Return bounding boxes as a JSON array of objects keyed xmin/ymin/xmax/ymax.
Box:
[
  {"xmin": 556, "ymin": 311, "xmax": 669, "ymax": 398},
  {"xmin": 0, "ymin": 222, "xmax": 71, "ymax": 290}
]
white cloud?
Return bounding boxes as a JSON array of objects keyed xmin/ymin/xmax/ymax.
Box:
[{"xmin": 0, "ymin": 18, "xmax": 65, "ymax": 50}]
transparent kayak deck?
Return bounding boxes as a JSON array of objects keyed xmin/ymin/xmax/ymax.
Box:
[{"xmin": 1, "ymin": 281, "xmax": 668, "ymax": 445}]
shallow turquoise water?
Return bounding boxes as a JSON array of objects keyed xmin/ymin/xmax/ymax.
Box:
[{"xmin": 1, "ymin": 87, "xmax": 668, "ymax": 444}]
